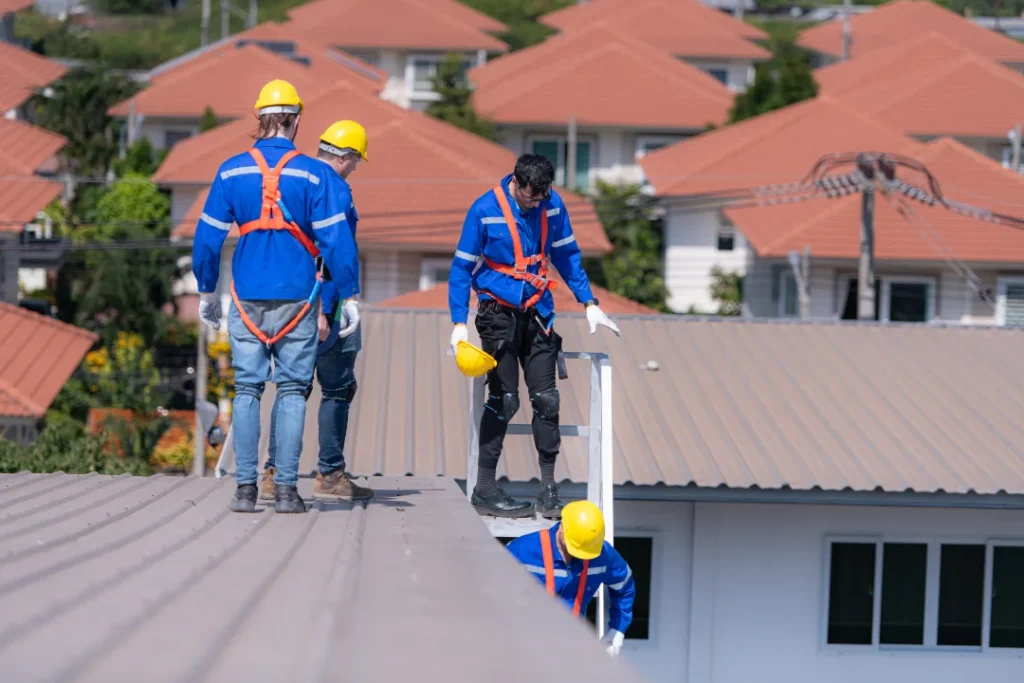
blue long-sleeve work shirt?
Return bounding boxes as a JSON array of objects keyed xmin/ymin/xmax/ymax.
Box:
[
  {"xmin": 317, "ymin": 171, "xmax": 360, "ymax": 318},
  {"xmin": 448, "ymin": 173, "xmax": 594, "ymax": 325},
  {"xmin": 191, "ymin": 137, "xmax": 360, "ymax": 302},
  {"xmin": 506, "ymin": 524, "xmax": 635, "ymax": 634}
]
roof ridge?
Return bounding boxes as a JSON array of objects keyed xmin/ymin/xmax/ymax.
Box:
[
  {"xmin": 817, "ymin": 30, "xmax": 962, "ymax": 92},
  {"xmin": 0, "ymin": 301, "xmax": 99, "ymax": 340},
  {"xmin": 921, "ymin": 136, "xmax": 1024, "ymax": 192},
  {"xmin": 0, "ymin": 376, "xmax": 40, "ymax": 415}
]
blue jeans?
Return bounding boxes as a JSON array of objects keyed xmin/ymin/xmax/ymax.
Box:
[
  {"xmin": 228, "ymin": 299, "xmax": 317, "ymax": 488},
  {"xmin": 267, "ymin": 323, "xmax": 360, "ymax": 475}
]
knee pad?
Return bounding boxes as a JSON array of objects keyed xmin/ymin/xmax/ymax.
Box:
[
  {"xmin": 234, "ymin": 382, "xmax": 265, "ymax": 400},
  {"xmin": 485, "ymin": 392, "xmax": 519, "ymax": 422},
  {"xmin": 323, "ymin": 380, "xmax": 357, "ymax": 403},
  {"xmin": 531, "ymin": 388, "xmax": 559, "ymax": 420},
  {"xmin": 276, "ymin": 380, "xmax": 308, "ymax": 399}
]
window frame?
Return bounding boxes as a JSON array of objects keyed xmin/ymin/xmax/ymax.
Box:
[
  {"xmin": 778, "ymin": 271, "xmax": 799, "ymax": 319},
  {"xmin": 418, "ymin": 256, "xmax": 452, "ymax": 291},
  {"xmin": 404, "ymin": 53, "xmax": 467, "ymax": 100},
  {"xmin": 822, "ymin": 534, "xmax": 1024, "ymax": 656},
  {"xmin": 526, "ymin": 133, "xmax": 596, "ymax": 189},
  {"xmin": 995, "ymin": 276, "xmax": 1024, "ymax": 326},
  {"xmin": 634, "ymin": 135, "xmax": 682, "ymax": 160},
  {"xmin": 838, "ymin": 274, "xmax": 937, "ymax": 322}
]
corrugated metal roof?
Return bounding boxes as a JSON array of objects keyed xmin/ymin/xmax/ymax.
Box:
[
  {"xmin": 377, "ymin": 282, "xmax": 661, "ymax": 315},
  {"xmin": 0, "ymin": 472, "xmax": 643, "ymax": 682},
  {"xmin": 260, "ymin": 310, "xmax": 1024, "ymax": 497}
]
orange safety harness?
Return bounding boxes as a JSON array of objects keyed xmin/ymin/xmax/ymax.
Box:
[
  {"xmin": 229, "ymin": 147, "xmax": 323, "ymax": 347},
  {"xmin": 539, "ymin": 528, "xmax": 589, "ymax": 617},
  {"xmin": 480, "ymin": 184, "xmax": 559, "ymax": 312}
]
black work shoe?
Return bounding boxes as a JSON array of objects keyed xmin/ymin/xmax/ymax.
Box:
[
  {"xmin": 230, "ymin": 484, "xmax": 258, "ymax": 513},
  {"xmin": 537, "ymin": 483, "xmax": 565, "ymax": 520},
  {"xmin": 471, "ymin": 485, "xmax": 534, "ymax": 519},
  {"xmin": 275, "ymin": 484, "xmax": 307, "ymax": 514}
]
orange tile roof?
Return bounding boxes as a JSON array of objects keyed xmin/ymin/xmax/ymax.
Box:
[
  {"xmin": 818, "ymin": 33, "xmax": 1024, "ymax": 138},
  {"xmin": 0, "ymin": 178, "xmax": 63, "ymax": 230},
  {"xmin": 0, "ymin": 301, "xmax": 97, "ymax": 418},
  {"xmin": 284, "ymin": 0, "xmax": 507, "ymax": 52},
  {"xmin": 287, "ymin": 0, "xmax": 508, "ymax": 35},
  {"xmin": 160, "ymin": 82, "xmax": 610, "ymax": 254},
  {"xmin": 0, "ymin": 42, "xmax": 66, "ymax": 114},
  {"xmin": 0, "ymin": 0, "xmax": 34, "ymax": 14},
  {"xmin": 724, "ymin": 138, "xmax": 1024, "ymax": 263},
  {"xmin": 639, "ymin": 96, "xmax": 922, "ymax": 196},
  {"xmin": 540, "ymin": 0, "xmax": 769, "ymax": 61},
  {"xmin": 109, "ymin": 43, "xmax": 361, "ymax": 119},
  {"xmin": 798, "ymin": 0, "xmax": 1024, "ymax": 64},
  {"xmin": 376, "ymin": 281, "xmax": 660, "ymax": 315},
  {"xmin": 471, "ymin": 24, "xmax": 734, "ymax": 129},
  {"xmin": 0, "ymin": 118, "xmax": 66, "ymax": 174}
]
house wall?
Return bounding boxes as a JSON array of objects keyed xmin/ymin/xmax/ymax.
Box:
[
  {"xmin": 663, "ymin": 206, "xmax": 748, "ymax": 313},
  {"xmin": 170, "ymin": 186, "xmax": 202, "ymax": 229},
  {"xmin": 136, "ymin": 117, "xmax": 203, "ymax": 151},
  {"xmin": 499, "ymin": 126, "xmax": 696, "ymax": 192},
  {"xmin": 349, "ymin": 48, "xmax": 488, "ymax": 111},
  {"xmin": 742, "ymin": 256, "xmax": 836, "ymax": 319},
  {"xmin": 685, "ymin": 58, "xmax": 755, "ymax": 92}
]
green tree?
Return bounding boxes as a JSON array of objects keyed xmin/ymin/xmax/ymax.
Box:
[
  {"xmin": 583, "ymin": 181, "xmax": 669, "ymax": 311},
  {"xmin": 199, "ymin": 106, "xmax": 220, "ymax": 133},
  {"xmin": 709, "ymin": 266, "xmax": 743, "ymax": 316},
  {"xmin": 32, "ymin": 66, "xmax": 141, "ymax": 177},
  {"xmin": 112, "ymin": 137, "xmax": 168, "ymax": 178},
  {"xmin": 728, "ymin": 39, "xmax": 817, "ymax": 124},
  {"xmin": 425, "ymin": 52, "xmax": 496, "ymax": 140},
  {"xmin": 459, "ymin": 0, "xmax": 575, "ymax": 51}
]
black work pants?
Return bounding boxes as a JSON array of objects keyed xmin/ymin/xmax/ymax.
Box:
[{"xmin": 475, "ymin": 300, "xmax": 561, "ymax": 485}]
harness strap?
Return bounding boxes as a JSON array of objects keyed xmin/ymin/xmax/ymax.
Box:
[
  {"xmin": 539, "ymin": 529, "xmax": 590, "ymax": 617},
  {"xmin": 484, "ymin": 185, "xmax": 557, "ymax": 312}
]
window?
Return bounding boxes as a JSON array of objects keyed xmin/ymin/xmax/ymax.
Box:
[
  {"xmin": 347, "ymin": 50, "xmax": 380, "ymax": 68},
  {"xmin": 529, "ymin": 137, "xmax": 592, "ymax": 190},
  {"xmin": 825, "ymin": 538, "xmax": 1024, "ymax": 651},
  {"xmin": 586, "ymin": 536, "xmax": 654, "ymax": 640},
  {"xmin": 407, "ymin": 54, "xmax": 471, "ymax": 96},
  {"xmin": 707, "ymin": 68, "xmax": 729, "ymax": 85},
  {"xmin": 716, "ymin": 231, "xmax": 735, "ymax": 252},
  {"xmin": 419, "ymin": 257, "xmax": 451, "ymax": 291},
  {"xmin": 839, "ymin": 276, "xmax": 935, "ymax": 322},
  {"xmin": 779, "ymin": 272, "xmax": 798, "ymax": 318},
  {"xmin": 996, "ymin": 277, "xmax": 1024, "ymax": 326},
  {"xmin": 164, "ymin": 129, "xmax": 193, "ymax": 149},
  {"xmin": 635, "ymin": 135, "xmax": 683, "ymax": 160}
]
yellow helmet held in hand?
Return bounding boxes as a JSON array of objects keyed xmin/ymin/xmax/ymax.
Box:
[
  {"xmin": 319, "ymin": 120, "xmax": 370, "ymax": 162},
  {"xmin": 454, "ymin": 340, "xmax": 496, "ymax": 377},
  {"xmin": 561, "ymin": 500, "xmax": 605, "ymax": 560},
  {"xmin": 254, "ymin": 79, "xmax": 303, "ymax": 115}
]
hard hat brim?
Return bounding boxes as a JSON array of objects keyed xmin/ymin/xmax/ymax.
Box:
[{"xmin": 566, "ymin": 538, "xmax": 602, "ymax": 560}]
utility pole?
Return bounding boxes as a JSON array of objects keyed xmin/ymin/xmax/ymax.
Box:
[
  {"xmin": 841, "ymin": 0, "xmax": 852, "ymax": 60},
  {"xmin": 220, "ymin": 0, "xmax": 229, "ymax": 40},
  {"xmin": 1012, "ymin": 122, "xmax": 1022, "ymax": 174},
  {"xmin": 201, "ymin": 0, "xmax": 210, "ymax": 47},
  {"xmin": 788, "ymin": 245, "xmax": 811, "ymax": 320},
  {"xmin": 566, "ymin": 114, "xmax": 577, "ymax": 190},
  {"xmin": 857, "ymin": 154, "xmax": 876, "ymax": 320},
  {"xmin": 248, "ymin": 0, "xmax": 257, "ymax": 28},
  {"xmin": 193, "ymin": 324, "xmax": 209, "ymax": 476}
]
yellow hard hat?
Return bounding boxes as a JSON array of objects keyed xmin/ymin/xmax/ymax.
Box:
[
  {"xmin": 319, "ymin": 120, "xmax": 369, "ymax": 162},
  {"xmin": 254, "ymin": 79, "xmax": 303, "ymax": 115},
  {"xmin": 454, "ymin": 340, "xmax": 496, "ymax": 377},
  {"xmin": 561, "ymin": 500, "xmax": 605, "ymax": 560}
]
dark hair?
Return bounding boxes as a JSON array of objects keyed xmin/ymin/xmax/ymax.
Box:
[
  {"xmin": 251, "ymin": 112, "xmax": 298, "ymax": 140},
  {"xmin": 513, "ymin": 153, "xmax": 555, "ymax": 194}
]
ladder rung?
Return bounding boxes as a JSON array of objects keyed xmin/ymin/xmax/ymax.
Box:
[{"xmin": 505, "ymin": 424, "xmax": 589, "ymax": 437}]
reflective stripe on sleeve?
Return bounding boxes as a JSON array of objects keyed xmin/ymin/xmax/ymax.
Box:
[
  {"xmin": 200, "ymin": 213, "xmax": 232, "ymax": 231},
  {"xmin": 609, "ymin": 567, "xmax": 632, "ymax": 591},
  {"xmin": 312, "ymin": 213, "xmax": 347, "ymax": 230},
  {"xmin": 552, "ymin": 234, "xmax": 576, "ymax": 248}
]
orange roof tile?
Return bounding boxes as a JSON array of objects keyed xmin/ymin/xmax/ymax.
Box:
[
  {"xmin": 0, "ymin": 301, "xmax": 97, "ymax": 418},
  {"xmin": 0, "ymin": 118, "xmax": 66, "ymax": 175},
  {"xmin": 0, "ymin": 0, "xmax": 34, "ymax": 14},
  {"xmin": 285, "ymin": 0, "xmax": 507, "ymax": 52},
  {"xmin": 376, "ymin": 281, "xmax": 660, "ymax": 315},
  {"xmin": 0, "ymin": 42, "xmax": 66, "ymax": 114},
  {"xmin": 541, "ymin": 0, "xmax": 768, "ymax": 61},
  {"xmin": 818, "ymin": 33, "xmax": 1024, "ymax": 138},
  {"xmin": 287, "ymin": 0, "xmax": 508, "ymax": 34},
  {"xmin": 725, "ymin": 138, "xmax": 1024, "ymax": 263},
  {"xmin": 471, "ymin": 24, "xmax": 734, "ymax": 129},
  {"xmin": 639, "ymin": 96, "xmax": 922, "ymax": 196},
  {"xmin": 159, "ymin": 83, "xmax": 610, "ymax": 254},
  {"xmin": 798, "ymin": 0, "xmax": 1024, "ymax": 64},
  {"xmin": 0, "ymin": 177, "xmax": 63, "ymax": 230},
  {"xmin": 109, "ymin": 43, "xmax": 360, "ymax": 119}
]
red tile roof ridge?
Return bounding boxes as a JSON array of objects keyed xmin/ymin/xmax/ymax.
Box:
[
  {"xmin": 919, "ymin": 135, "xmax": 1024, "ymax": 192},
  {"xmin": 0, "ymin": 118, "xmax": 67, "ymax": 174},
  {"xmin": 757, "ymin": 191, "xmax": 858, "ymax": 254},
  {"xmin": 0, "ymin": 376, "xmax": 42, "ymax": 415},
  {"xmin": 814, "ymin": 30, "xmax": 964, "ymax": 90},
  {"xmin": 540, "ymin": 0, "xmax": 768, "ymax": 41},
  {"xmin": 0, "ymin": 300, "xmax": 98, "ymax": 341}
]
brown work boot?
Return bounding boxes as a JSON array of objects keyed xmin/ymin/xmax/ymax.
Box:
[
  {"xmin": 259, "ymin": 467, "xmax": 276, "ymax": 501},
  {"xmin": 313, "ymin": 469, "xmax": 374, "ymax": 501}
]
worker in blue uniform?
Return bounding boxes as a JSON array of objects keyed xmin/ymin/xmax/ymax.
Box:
[
  {"xmin": 262, "ymin": 120, "xmax": 373, "ymax": 504},
  {"xmin": 448, "ymin": 153, "xmax": 621, "ymax": 519},
  {"xmin": 192, "ymin": 80, "xmax": 360, "ymax": 514},
  {"xmin": 506, "ymin": 500, "xmax": 634, "ymax": 657}
]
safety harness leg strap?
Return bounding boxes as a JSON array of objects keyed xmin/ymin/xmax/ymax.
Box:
[
  {"xmin": 484, "ymin": 185, "xmax": 558, "ymax": 312},
  {"xmin": 539, "ymin": 528, "xmax": 589, "ymax": 617}
]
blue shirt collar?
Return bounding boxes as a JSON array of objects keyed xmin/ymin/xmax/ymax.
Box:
[{"xmin": 254, "ymin": 137, "xmax": 297, "ymax": 150}]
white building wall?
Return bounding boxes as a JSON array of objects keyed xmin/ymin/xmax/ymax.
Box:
[
  {"xmin": 361, "ymin": 250, "xmax": 424, "ymax": 303},
  {"xmin": 686, "ymin": 501, "xmax": 1024, "ymax": 683},
  {"xmin": 137, "ymin": 118, "xmax": 201, "ymax": 151},
  {"xmin": 664, "ymin": 207, "xmax": 748, "ymax": 313},
  {"xmin": 170, "ymin": 186, "xmax": 201, "ymax": 229},
  {"xmin": 685, "ymin": 58, "xmax": 755, "ymax": 92}
]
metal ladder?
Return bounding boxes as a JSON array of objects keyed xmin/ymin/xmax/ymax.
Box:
[{"xmin": 462, "ymin": 349, "xmax": 615, "ymax": 638}]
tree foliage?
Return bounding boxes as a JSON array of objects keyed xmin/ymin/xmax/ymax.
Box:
[
  {"xmin": 459, "ymin": 0, "xmax": 575, "ymax": 51},
  {"xmin": 583, "ymin": 181, "xmax": 669, "ymax": 311},
  {"xmin": 425, "ymin": 52, "xmax": 497, "ymax": 140},
  {"xmin": 0, "ymin": 420, "xmax": 152, "ymax": 476},
  {"xmin": 112, "ymin": 138, "xmax": 168, "ymax": 178},
  {"xmin": 199, "ymin": 106, "xmax": 220, "ymax": 133},
  {"xmin": 709, "ymin": 266, "xmax": 743, "ymax": 316},
  {"xmin": 728, "ymin": 39, "xmax": 817, "ymax": 124}
]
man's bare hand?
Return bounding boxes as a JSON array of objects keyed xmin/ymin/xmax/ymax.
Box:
[{"xmin": 318, "ymin": 313, "xmax": 330, "ymax": 341}]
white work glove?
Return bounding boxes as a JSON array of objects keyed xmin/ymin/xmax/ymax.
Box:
[
  {"xmin": 338, "ymin": 299, "xmax": 360, "ymax": 338},
  {"xmin": 586, "ymin": 304, "xmax": 620, "ymax": 337},
  {"xmin": 450, "ymin": 323, "xmax": 468, "ymax": 355},
  {"xmin": 602, "ymin": 629, "xmax": 625, "ymax": 657},
  {"xmin": 317, "ymin": 313, "xmax": 330, "ymax": 342},
  {"xmin": 198, "ymin": 292, "xmax": 221, "ymax": 331}
]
